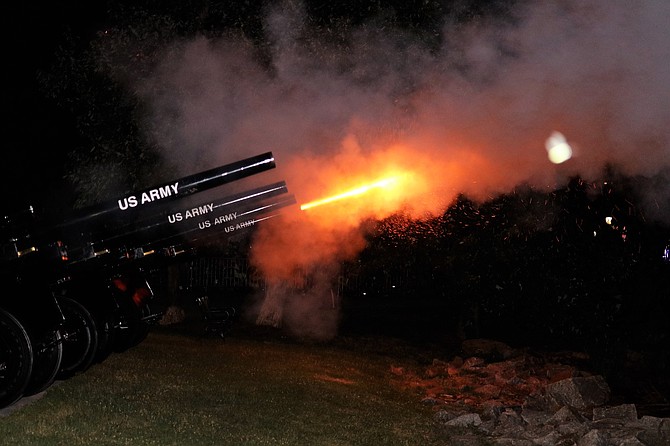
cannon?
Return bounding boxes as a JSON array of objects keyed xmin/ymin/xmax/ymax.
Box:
[{"xmin": 0, "ymin": 152, "xmax": 294, "ymax": 408}]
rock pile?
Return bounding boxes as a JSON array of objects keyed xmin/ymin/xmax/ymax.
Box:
[
  {"xmin": 158, "ymin": 305, "xmax": 186, "ymax": 325},
  {"xmin": 390, "ymin": 339, "xmax": 670, "ymax": 446}
]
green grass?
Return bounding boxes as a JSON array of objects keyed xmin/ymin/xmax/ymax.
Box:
[{"xmin": 0, "ymin": 327, "xmax": 470, "ymax": 445}]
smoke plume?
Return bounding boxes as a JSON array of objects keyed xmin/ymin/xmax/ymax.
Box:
[{"xmin": 133, "ymin": 0, "xmax": 670, "ymax": 339}]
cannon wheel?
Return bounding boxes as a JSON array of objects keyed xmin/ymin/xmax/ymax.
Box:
[
  {"xmin": 112, "ymin": 296, "xmax": 144, "ymax": 353},
  {"xmin": 23, "ymin": 329, "xmax": 63, "ymax": 396},
  {"xmin": 92, "ymin": 310, "xmax": 117, "ymax": 364},
  {"xmin": 0, "ymin": 308, "xmax": 33, "ymax": 409},
  {"xmin": 113, "ymin": 303, "xmax": 152, "ymax": 352},
  {"xmin": 132, "ymin": 303, "xmax": 152, "ymax": 347},
  {"xmin": 57, "ymin": 297, "xmax": 97, "ymax": 378}
]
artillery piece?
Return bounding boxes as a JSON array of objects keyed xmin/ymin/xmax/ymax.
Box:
[{"xmin": 0, "ymin": 152, "xmax": 294, "ymax": 408}]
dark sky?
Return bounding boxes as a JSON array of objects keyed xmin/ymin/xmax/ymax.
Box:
[
  {"xmin": 2, "ymin": 4, "xmax": 106, "ymax": 216},
  {"xmin": 0, "ymin": 1, "xmax": 385, "ymax": 214},
  {"xmin": 18, "ymin": 0, "xmax": 668, "ymax": 229},
  {"xmin": 1, "ymin": 0, "xmax": 500, "ymax": 217}
]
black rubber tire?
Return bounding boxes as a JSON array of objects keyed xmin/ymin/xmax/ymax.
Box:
[
  {"xmin": 57, "ymin": 297, "xmax": 97, "ymax": 378},
  {"xmin": 92, "ymin": 309, "xmax": 117, "ymax": 364},
  {"xmin": 0, "ymin": 308, "xmax": 33, "ymax": 409},
  {"xmin": 131, "ymin": 304, "xmax": 152, "ymax": 347},
  {"xmin": 23, "ymin": 329, "xmax": 63, "ymax": 396},
  {"xmin": 133, "ymin": 304, "xmax": 151, "ymax": 347},
  {"xmin": 112, "ymin": 296, "xmax": 143, "ymax": 353}
]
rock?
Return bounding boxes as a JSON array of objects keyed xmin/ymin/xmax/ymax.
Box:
[
  {"xmin": 462, "ymin": 339, "xmax": 517, "ymax": 361},
  {"xmin": 475, "ymin": 384, "xmax": 502, "ymax": 398},
  {"xmin": 636, "ymin": 430, "xmax": 670, "ymax": 446},
  {"xmin": 158, "ymin": 305, "xmax": 185, "ymax": 325},
  {"xmin": 634, "ymin": 416, "xmax": 670, "ymax": 446},
  {"xmin": 481, "ymin": 402, "xmax": 505, "ymax": 421},
  {"xmin": 389, "ymin": 365, "xmax": 404, "ymax": 376},
  {"xmin": 403, "ymin": 346, "xmax": 670, "ymax": 446},
  {"xmin": 545, "ymin": 363, "xmax": 577, "ymax": 383},
  {"xmin": 592, "ymin": 404, "xmax": 638, "ymax": 423},
  {"xmin": 498, "ymin": 408, "xmax": 526, "ymax": 428},
  {"xmin": 523, "ymin": 391, "xmax": 553, "ymax": 412},
  {"xmin": 491, "ymin": 438, "xmax": 535, "ymax": 446},
  {"xmin": 421, "ymin": 397, "xmax": 441, "ymax": 406},
  {"xmin": 547, "ymin": 406, "xmax": 588, "ymax": 425},
  {"xmin": 463, "ymin": 356, "xmax": 486, "ymax": 368},
  {"xmin": 614, "ymin": 437, "xmax": 646, "ymax": 446},
  {"xmin": 434, "ymin": 411, "xmax": 449, "ymax": 424},
  {"xmin": 434, "ymin": 409, "xmax": 463, "ymax": 423},
  {"xmin": 520, "ymin": 408, "xmax": 551, "ymax": 426},
  {"xmin": 578, "ymin": 429, "xmax": 609, "ymax": 446},
  {"xmin": 425, "ymin": 361, "xmax": 450, "ymax": 378},
  {"xmin": 639, "ymin": 415, "xmax": 664, "ymax": 430},
  {"xmin": 446, "ymin": 413, "xmax": 483, "ymax": 428},
  {"xmin": 546, "ymin": 376, "xmax": 611, "ymax": 411},
  {"xmin": 534, "ymin": 431, "xmax": 567, "ymax": 446}
]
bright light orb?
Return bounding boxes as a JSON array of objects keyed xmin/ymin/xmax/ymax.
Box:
[{"xmin": 545, "ymin": 131, "xmax": 573, "ymax": 164}]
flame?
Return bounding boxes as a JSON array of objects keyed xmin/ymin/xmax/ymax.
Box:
[{"xmin": 300, "ymin": 176, "xmax": 400, "ymax": 211}]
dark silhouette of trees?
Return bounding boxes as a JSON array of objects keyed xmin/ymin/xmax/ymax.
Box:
[{"xmin": 349, "ymin": 170, "xmax": 669, "ymax": 391}]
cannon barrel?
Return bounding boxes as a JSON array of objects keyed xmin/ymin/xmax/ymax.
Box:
[
  {"xmin": 66, "ymin": 182, "xmax": 295, "ymax": 264},
  {"xmin": 57, "ymin": 151, "xmax": 276, "ymax": 229},
  {"xmin": 4, "ymin": 152, "xmax": 292, "ymax": 272},
  {"xmin": 1, "ymin": 150, "xmax": 294, "ymax": 410},
  {"xmin": 140, "ymin": 192, "xmax": 296, "ymax": 251},
  {"xmin": 98, "ymin": 181, "xmax": 289, "ymax": 243},
  {"xmin": 87, "ymin": 195, "xmax": 295, "ymax": 265}
]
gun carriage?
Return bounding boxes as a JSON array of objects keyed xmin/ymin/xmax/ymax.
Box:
[{"xmin": 0, "ymin": 152, "xmax": 294, "ymax": 408}]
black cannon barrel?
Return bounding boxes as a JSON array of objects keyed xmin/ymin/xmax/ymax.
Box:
[
  {"xmin": 67, "ymin": 193, "xmax": 295, "ymax": 267},
  {"xmin": 58, "ymin": 151, "xmax": 276, "ymax": 229},
  {"xmin": 99, "ymin": 181, "xmax": 288, "ymax": 244},
  {"xmin": 65, "ymin": 181, "xmax": 291, "ymax": 261},
  {"xmin": 0, "ymin": 151, "xmax": 295, "ymax": 410},
  {"xmin": 8, "ymin": 150, "xmax": 294, "ymax": 273},
  {"xmin": 132, "ymin": 195, "xmax": 296, "ymax": 257},
  {"xmin": 145, "ymin": 193, "xmax": 296, "ymax": 248}
]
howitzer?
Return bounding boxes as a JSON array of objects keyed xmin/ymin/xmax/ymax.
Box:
[
  {"xmin": 57, "ymin": 151, "xmax": 276, "ymax": 227},
  {"xmin": 1, "ymin": 207, "xmax": 68, "ymax": 407},
  {"xmin": 66, "ymin": 180, "xmax": 294, "ymax": 263},
  {"xmin": 1, "ymin": 152, "xmax": 294, "ymax": 409}
]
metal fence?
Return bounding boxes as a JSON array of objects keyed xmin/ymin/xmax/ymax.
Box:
[
  {"xmin": 176, "ymin": 256, "xmax": 408, "ymax": 298},
  {"xmin": 336, "ymin": 265, "xmax": 407, "ymax": 298},
  {"xmin": 178, "ymin": 257, "xmax": 264, "ymax": 290}
]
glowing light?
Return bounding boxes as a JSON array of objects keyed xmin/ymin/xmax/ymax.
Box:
[
  {"xmin": 605, "ymin": 216, "xmax": 613, "ymax": 225},
  {"xmin": 300, "ymin": 176, "xmax": 399, "ymax": 211},
  {"xmin": 545, "ymin": 131, "xmax": 573, "ymax": 164}
]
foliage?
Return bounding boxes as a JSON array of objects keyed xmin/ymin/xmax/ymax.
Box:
[{"xmin": 350, "ymin": 170, "xmax": 670, "ymax": 377}]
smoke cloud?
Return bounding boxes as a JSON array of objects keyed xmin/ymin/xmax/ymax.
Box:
[{"xmin": 132, "ymin": 0, "xmax": 670, "ymax": 339}]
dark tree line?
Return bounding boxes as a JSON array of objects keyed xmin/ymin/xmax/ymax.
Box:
[{"xmin": 346, "ymin": 169, "xmax": 670, "ymax": 389}]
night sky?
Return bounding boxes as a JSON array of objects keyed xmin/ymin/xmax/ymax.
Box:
[
  {"xmin": 2, "ymin": 1, "xmax": 669, "ymax": 261},
  {"xmin": 2, "ymin": 3, "xmax": 105, "ymax": 215},
  {"xmin": 1, "ymin": 0, "xmax": 514, "ymax": 217}
]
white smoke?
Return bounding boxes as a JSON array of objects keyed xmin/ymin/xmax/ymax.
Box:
[
  {"xmin": 128, "ymin": 0, "xmax": 670, "ymax": 338},
  {"xmin": 136, "ymin": 0, "xmax": 669, "ymax": 197}
]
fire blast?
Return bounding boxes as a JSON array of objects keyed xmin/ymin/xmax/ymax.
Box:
[{"xmin": 300, "ymin": 176, "xmax": 401, "ymax": 211}]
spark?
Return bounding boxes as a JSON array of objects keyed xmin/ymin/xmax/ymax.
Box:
[{"xmin": 300, "ymin": 176, "xmax": 399, "ymax": 211}]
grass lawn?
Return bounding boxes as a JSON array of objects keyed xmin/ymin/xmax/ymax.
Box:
[{"xmin": 0, "ymin": 325, "xmax": 478, "ymax": 445}]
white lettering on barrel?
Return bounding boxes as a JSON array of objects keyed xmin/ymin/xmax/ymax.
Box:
[{"xmin": 119, "ymin": 182, "xmax": 179, "ymax": 210}]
